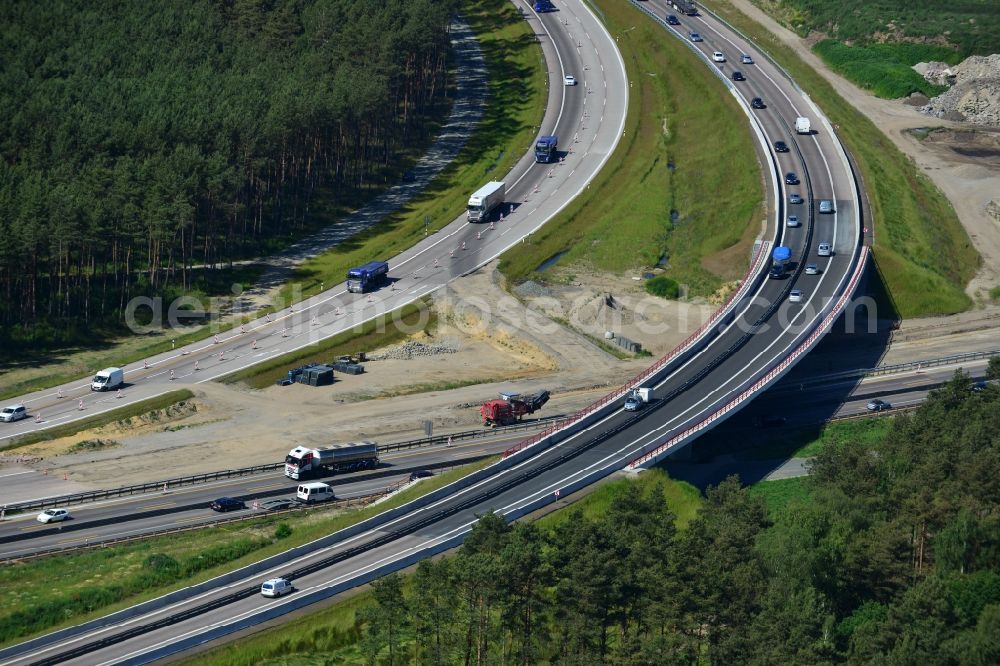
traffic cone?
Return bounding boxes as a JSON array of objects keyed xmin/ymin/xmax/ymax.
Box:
[
  {"xmin": 116, "ymin": 389, "xmax": 123, "ymax": 398},
  {"xmin": 35, "ymin": 413, "xmax": 41, "ymax": 423},
  {"xmin": 63, "ymin": 473, "xmax": 68, "ymax": 481},
  {"xmin": 214, "ymin": 335, "xmax": 220, "ymax": 344},
  {"xmin": 476, "ymin": 231, "xmax": 481, "ymax": 240},
  {"xmin": 462, "ymin": 241, "xmax": 467, "ymax": 250},
  {"xmin": 252, "ymin": 339, "xmax": 258, "ymax": 349},
  {"xmin": 449, "ymin": 249, "xmax": 454, "ymax": 258},
  {"xmin": 78, "ymin": 399, "xmax": 84, "ymax": 411},
  {"xmin": 170, "ymin": 370, "xmax": 175, "ymax": 380},
  {"xmin": 57, "ymin": 388, "xmax": 63, "ymax": 399},
  {"xmin": 194, "ymin": 360, "xmax": 200, "ymax": 371},
  {"xmin": 219, "ymin": 350, "xmax": 225, "ymax": 360},
  {"xmin": 143, "ymin": 360, "xmax": 149, "ymax": 369},
  {"xmin": 433, "ymin": 258, "xmax": 439, "ymax": 267},
  {"xmin": 281, "ymin": 328, "xmax": 288, "ymax": 338},
  {"xmin": 367, "ymin": 293, "xmax": 373, "ymax": 303},
  {"xmin": 241, "ymin": 325, "xmax": 246, "ymax": 334}
]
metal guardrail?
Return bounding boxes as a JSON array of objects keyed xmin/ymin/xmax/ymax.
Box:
[
  {"xmin": 2, "ymin": 415, "xmax": 562, "ymax": 515},
  {"xmin": 0, "ymin": 490, "xmax": 388, "ymax": 565}
]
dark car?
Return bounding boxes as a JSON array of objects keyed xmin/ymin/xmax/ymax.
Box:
[
  {"xmin": 409, "ymin": 470, "xmax": 435, "ymax": 482},
  {"xmin": 866, "ymin": 399, "xmax": 891, "ymax": 412},
  {"xmin": 750, "ymin": 97, "xmax": 765, "ymax": 109},
  {"xmin": 785, "ymin": 171, "xmax": 799, "ymax": 185},
  {"xmin": 773, "ymin": 140, "xmax": 789, "ymax": 152},
  {"xmin": 731, "ymin": 70, "xmax": 745, "ymax": 81},
  {"xmin": 689, "ymin": 32, "xmax": 702, "ymax": 42},
  {"xmin": 666, "ymin": 14, "xmax": 680, "ymax": 25},
  {"xmin": 210, "ymin": 497, "xmax": 246, "ymax": 512}
]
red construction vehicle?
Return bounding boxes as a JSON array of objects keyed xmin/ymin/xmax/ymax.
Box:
[{"xmin": 480, "ymin": 390, "xmax": 550, "ymax": 426}]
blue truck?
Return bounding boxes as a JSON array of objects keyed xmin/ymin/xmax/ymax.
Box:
[
  {"xmin": 534, "ymin": 0, "xmax": 554, "ymax": 12},
  {"xmin": 534, "ymin": 135, "xmax": 558, "ymax": 163},
  {"xmin": 769, "ymin": 246, "xmax": 791, "ymax": 279},
  {"xmin": 347, "ymin": 261, "xmax": 389, "ymax": 293}
]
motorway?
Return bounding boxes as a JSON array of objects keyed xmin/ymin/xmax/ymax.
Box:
[
  {"xmin": 0, "ymin": 433, "xmax": 526, "ymax": 561},
  {"xmin": 0, "ymin": 1, "xmax": 870, "ymax": 663},
  {"xmin": 0, "ymin": 0, "xmax": 628, "ymax": 446}
]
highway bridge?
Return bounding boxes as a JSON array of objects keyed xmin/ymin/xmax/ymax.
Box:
[{"xmin": 0, "ymin": 0, "xmax": 873, "ymax": 662}]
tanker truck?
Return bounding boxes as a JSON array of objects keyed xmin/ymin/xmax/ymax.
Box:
[{"xmin": 284, "ymin": 442, "xmax": 379, "ymax": 479}]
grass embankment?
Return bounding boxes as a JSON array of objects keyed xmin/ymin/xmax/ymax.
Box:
[
  {"xmin": 812, "ymin": 41, "xmax": 958, "ymax": 99},
  {"xmin": 707, "ymin": 0, "xmax": 979, "ymax": 316},
  {"xmin": 273, "ymin": 0, "xmax": 548, "ymax": 306},
  {"xmin": 499, "ymin": 0, "xmax": 763, "ymax": 297},
  {"xmin": 220, "ymin": 300, "xmax": 436, "ymax": 389},
  {"xmin": 0, "ymin": 458, "xmax": 496, "ymax": 649},
  {"xmin": 180, "ymin": 469, "xmax": 702, "ymax": 666},
  {"xmin": 1, "ymin": 390, "xmax": 195, "ymax": 451}
]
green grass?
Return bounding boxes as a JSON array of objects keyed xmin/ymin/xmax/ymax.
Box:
[
  {"xmin": 751, "ymin": 0, "xmax": 1000, "ymax": 57},
  {"xmin": 1, "ymin": 390, "xmax": 195, "ymax": 451},
  {"xmin": 219, "ymin": 300, "xmax": 436, "ymax": 389},
  {"xmin": 740, "ymin": 417, "xmax": 894, "ymax": 461},
  {"xmin": 707, "ymin": 0, "xmax": 978, "ymax": 316},
  {"xmin": 272, "ymin": 0, "xmax": 548, "ymax": 307},
  {"xmin": 0, "ymin": 457, "xmax": 497, "ymax": 649},
  {"xmin": 538, "ymin": 468, "xmax": 704, "ymax": 530},
  {"xmin": 990, "ymin": 285, "xmax": 1000, "ymax": 301},
  {"xmin": 749, "ymin": 475, "xmax": 813, "ymax": 517},
  {"xmin": 813, "ymin": 40, "xmax": 956, "ymax": 99},
  {"xmin": 499, "ymin": 0, "xmax": 763, "ymax": 297},
  {"xmin": 645, "ymin": 275, "xmax": 680, "ymax": 299}
]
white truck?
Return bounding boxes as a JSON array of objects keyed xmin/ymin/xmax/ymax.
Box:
[
  {"xmin": 467, "ymin": 181, "xmax": 506, "ymax": 222},
  {"xmin": 795, "ymin": 117, "xmax": 811, "ymax": 134},
  {"xmin": 91, "ymin": 367, "xmax": 124, "ymax": 391},
  {"xmin": 284, "ymin": 442, "xmax": 379, "ymax": 479}
]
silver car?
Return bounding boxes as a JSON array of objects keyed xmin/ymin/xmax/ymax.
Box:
[
  {"xmin": 818, "ymin": 199, "xmax": 835, "ymax": 214},
  {"xmin": 789, "ymin": 289, "xmax": 803, "ymax": 303},
  {"xmin": 786, "ymin": 215, "xmax": 800, "ymax": 227},
  {"xmin": 0, "ymin": 404, "xmax": 27, "ymax": 422},
  {"xmin": 741, "ymin": 54, "xmax": 754, "ymax": 64},
  {"xmin": 805, "ymin": 264, "xmax": 819, "ymax": 275}
]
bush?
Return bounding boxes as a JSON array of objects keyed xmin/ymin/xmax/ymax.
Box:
[
  {"xmin": 274, "ymin": 523, "xmax": 293, "ymax": 540},
  {"xmin": 645, "ymin": 276, "xmax": 680, "ymax": 299}
]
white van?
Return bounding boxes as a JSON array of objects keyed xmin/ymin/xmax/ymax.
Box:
[
  {"xmin": 296, "ymin": 482, "xmax": 334, "ymax": 503},
  {"xmin": 91, "ymin": 367, "xmax": 124, "ymax": 391},
  {"xmin": 261, "ymin": 577, "xmax": 293, "ymax": 597}
]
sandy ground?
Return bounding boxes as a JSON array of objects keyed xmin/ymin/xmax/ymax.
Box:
[
  {"xmin": 11, "ymin": 262, "xmax": 694, "ymax": 487},
  {"xmin": 727, "ymin": 0, "xmax": 1000, "ymax": 303}
]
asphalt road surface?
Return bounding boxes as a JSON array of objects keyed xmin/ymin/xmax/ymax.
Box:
[{"xmin": 0, "ymin": 1, "xmax": 872, "ymax": 663}]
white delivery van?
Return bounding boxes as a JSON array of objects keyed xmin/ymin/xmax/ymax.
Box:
[
  {"xmin": 261, "ymin": 577, "xmax": 293, "ymax": 597},
  {"xmin": 795, "ymin": 117, "xmax": 811, "ymax": 134},
  {"xmin": 296, "ymin": 482, "xmax": 334, "ymax": 503},
  {"xmin": 91, "ymin": 367, "xmax": 124, "ymax": 391}
]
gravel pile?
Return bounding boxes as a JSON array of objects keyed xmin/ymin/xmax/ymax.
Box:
[
  {"xmin": 918, "ymin": 54, "xmax": 1000, "ymax": 128},
  {"xmin": 513, "ymin": 280, "xmax": 553, "ymax": 298},
  {"xmin": 370, "ymin": 340, "xmax": 458, "ymax": 361}
]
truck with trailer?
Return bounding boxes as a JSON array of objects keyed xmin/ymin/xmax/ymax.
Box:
[
  {"xmin": 795, "ymin": 117, "xmax": 811, "ymax": 134},
  {"xmin": 91, "ymin": 367, "xmax": 124, "ymax": 392},
  {"xmin": 769, "ymin": 246, "xmax": 791, "ymax": 279},
  {"xmin": 624, "ymin": 387, "xmax": 654, "ymax": 412},
  {"xmin": 534, "ymin": 136, "xmax": 558, "ymax": 163},
  {"xmin": 346, "ymin": 260, "xmax": 389, "ymax": 293},
  {"xmin": 467, "ymin": 181, "xmax": 506, "ymax": 222},
  {"xmin": 480, "ymin": 389, "xmax": 550, "ymax": 426},
  {"xmin": 284, "ymin": 442, "xmax": 379, "ymax": 479}
]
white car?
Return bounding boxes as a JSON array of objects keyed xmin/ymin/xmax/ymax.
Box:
[
  {"xmin": 786, "ymin": 215, "xmax": 800, "ymax": 227},
  {"xmin": 0, "ymin": 404, "xmax": 27, "ymax": 423},
  {"xmin": 37, "ymin": 508, "xmax": 70, "ymax": 524},
  {"xmin": 564, "ymin": 74, "xmax": 577, "ymax": 86},
  {"xmin": 261, "ymin": 578, "xmax": 293, "ymax": 597},
  {"xmin": 712, "ymin": 51, "xmax": 725, "ymax": 63},
  {"xmin": 805, "ymin": 264, "xmax": 819, "ymax": 275},
  {"xmin": 789, "ymin": 289, "xmax": 803, "ymax": 303},
  {"xmin": 741, "ymin": 54, "xmax": 754, "ymax": 64},
  {"xmin": 817, "ymin": 242, "xmax": 832, "ymax": 257}
]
